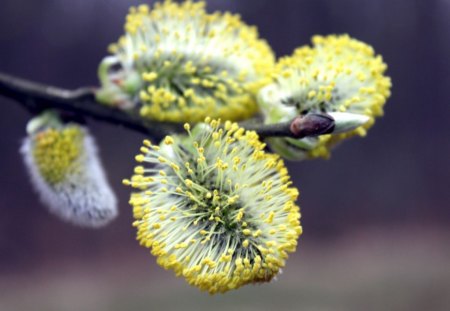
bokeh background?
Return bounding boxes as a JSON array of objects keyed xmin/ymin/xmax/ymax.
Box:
[{"xmin": 1, "ymin": 0, "xmax": 449, "ymax": 310}]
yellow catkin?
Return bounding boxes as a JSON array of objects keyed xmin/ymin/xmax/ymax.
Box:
[
  {"xmin": 100, "ymin": 0, "xmax": 275, "ymax": 123},
  {"xmin": 260, "ymin": 34, "xmax": 392, "ymax": 160},
  {"xmin": 125, "ymin": 119, "xmax": 302, "ymax": 294}
]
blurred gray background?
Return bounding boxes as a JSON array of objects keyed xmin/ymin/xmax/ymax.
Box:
[{"xmin": 0, "ymin": 0, "xmax": 449, "ymax": 310}]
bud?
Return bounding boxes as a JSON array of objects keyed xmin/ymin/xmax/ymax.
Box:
[
  {"xmin": 96, "ymin": 56, "xmax": 142, "ymax": 109},
  {"xmin": 258, "ymin": 34, "xmax": 392, "ymax": 160},
  {"xmin": 21, "ymin": 113, "xmax": 118, "ymax": 227},
  {"xmin": 97, "ymin": 0, "xmax": 275, "ymax": 123},
  {"xmin": 290, "ymin": 113, "xmax": 335, "ymax": 138}
]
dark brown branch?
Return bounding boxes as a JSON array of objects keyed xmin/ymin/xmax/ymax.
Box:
[
  {"xmin": 0, "ymin": 72, "xmax": 334, "ymax": 140},
  {"xmin": 0, "ymin": 72, "xmax": 184, "ymax": 140}
]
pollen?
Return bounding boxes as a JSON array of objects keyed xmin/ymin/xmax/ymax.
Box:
[
  {"xmin": 31, "ymin": 126, "xmax": 84, "ymax": 185},
  {"xmin": 125, "ymin": 119, "xmax": 302, "ymax": 294}
]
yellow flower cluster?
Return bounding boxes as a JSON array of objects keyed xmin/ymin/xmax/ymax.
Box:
[
  {"xmin": 102, "ymin": 0, "xmax": 274, "ymax": 122},
  {"xmin": 124, "ymin": 118, "xmax": 301, "ymax": 293},
  {"xmin": 260, "ymin": 34, "xmax": 391, "ymax": 159},
  {"xmin": 32, "ymin": 126, "xmax": 84, "ymax": 185}
]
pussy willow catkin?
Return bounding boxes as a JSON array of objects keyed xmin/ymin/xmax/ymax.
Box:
[
  {"xmin": 258, "ymin": 34, "xmax": 392, "ymax": 160},
  {"xmin": 21, "ymin": 124, "xmax": 117, "ymax": 227},
  {"xmin": 98, "ymin": 0, "xmax": 274, "ymax": 123},
  {"xmin": 124, "ymin": 119, "xmax": 301, "ymax": 293}
]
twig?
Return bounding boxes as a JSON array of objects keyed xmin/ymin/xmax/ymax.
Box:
[
  {"xmin": 0, "ymin": 72, "xmax": 182, "ymax": 140},
  {"xmin": 0, "ymin": 72, "xmax": 334, "ymax": 140}
]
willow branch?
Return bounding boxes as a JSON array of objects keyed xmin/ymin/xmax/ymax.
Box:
[
  {"xmin": 0, "ymin": 72, "xmax": 183, "ymax": 140},
  {"xmin": 0, "ymin": 72, "xmax": 334, "ymax": 140}
]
